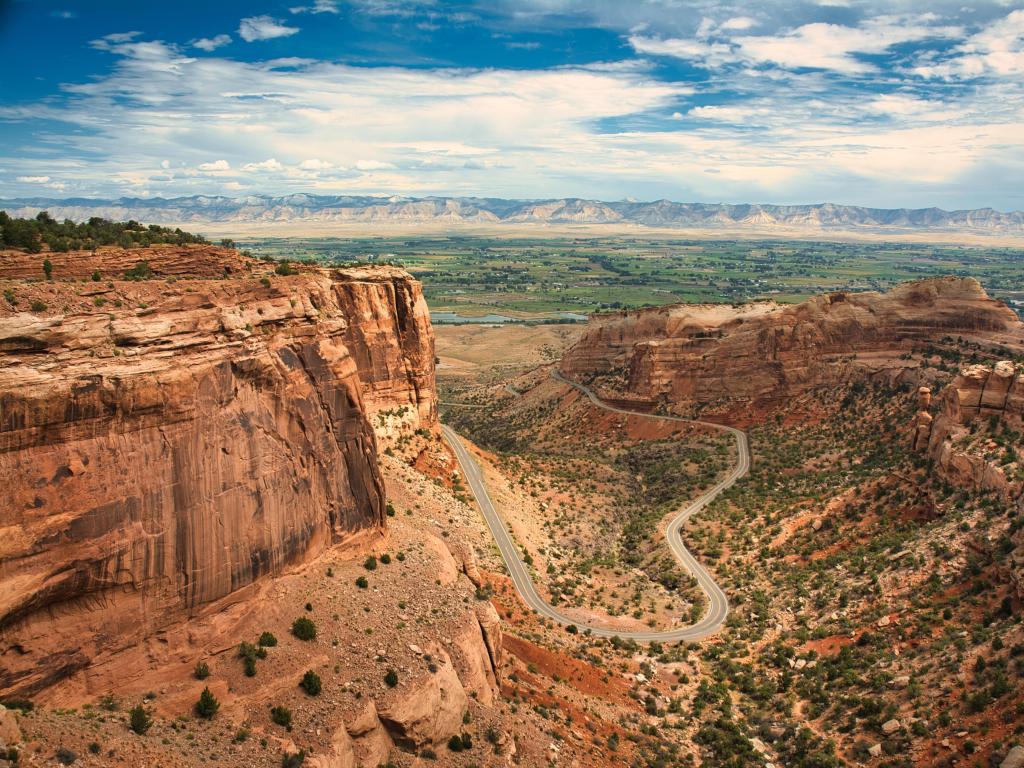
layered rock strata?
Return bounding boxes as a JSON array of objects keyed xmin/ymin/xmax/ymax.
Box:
[
  {"xmin": 0, "ymin": 256, "xmax": 435, "ymax": 696},
  {"xmin": 560, "ymin": 277, "xmax": 1024, "ymax": 416}
]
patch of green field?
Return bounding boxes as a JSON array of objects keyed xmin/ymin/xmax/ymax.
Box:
[{"xmin": 240, "ymin": 235, "xmax": 1024, "ymax": 319}]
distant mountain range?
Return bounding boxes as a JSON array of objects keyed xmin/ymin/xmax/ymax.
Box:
[{"xmin": 2, "ymin": 195, "xmax": 1023, "ymax": 234}]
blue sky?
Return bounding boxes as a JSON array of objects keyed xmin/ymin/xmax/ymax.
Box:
[{"xmin": 1, "ymin": 0, "xmax": 1023, "ymax": 209}]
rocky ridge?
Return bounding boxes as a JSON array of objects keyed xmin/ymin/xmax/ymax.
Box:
[
  {"xmin": 560, "ymin": 277, "xmax": 1024, "ymax": 420},
  {"xmin": 3, "ymin": 196, "xmax": 1024, "ymax": 234}
]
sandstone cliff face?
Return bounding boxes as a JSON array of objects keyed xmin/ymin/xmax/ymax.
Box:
[
  {"xmin": 915, "ymin": 361, "xmax": 1024, "ymax": 500},
  {"xmin": 560, "ymin": 277, "xmax": 1024, "ymax": 416},
  {"xmin": 0, "ymin": 256, "xmax": 435, "ymax": 696},
  {"xmin": 912, "ymin": 362, "xmax": 1024, "ymax": 602}
]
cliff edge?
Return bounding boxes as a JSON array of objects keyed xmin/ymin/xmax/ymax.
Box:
[{"xmin": 0, "ymin": 247, "xmax": 435, "ymax": 696}]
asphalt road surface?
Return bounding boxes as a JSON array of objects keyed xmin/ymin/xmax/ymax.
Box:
[{"xmin": 441, "ymin": 369, "xmax": 750, "ymax": 642}]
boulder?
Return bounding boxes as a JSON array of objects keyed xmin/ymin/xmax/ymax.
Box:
[
  {"xmin": 377, "ymin": 653, "xmax": 469, "ymax": 749},
  {"xmin": 1001, "ymin": 746, "xmax": 1024, "ymax": 768},
  {"xmin": 0, "ymin": 705, "xmax": 20, "ymax": 749},
  {"xmin": 881, "ymin": 719, "xmax": 901, "ymax": 735}
]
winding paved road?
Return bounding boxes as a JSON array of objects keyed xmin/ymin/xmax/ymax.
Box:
[{"xmin": 441, "ymin": 370, "xmax": 750, "ymax": 642}]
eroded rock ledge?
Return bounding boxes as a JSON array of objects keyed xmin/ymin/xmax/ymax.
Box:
[{"xmin": 560, "ymin": 277, "xmax": 1024, "ymax": 417}]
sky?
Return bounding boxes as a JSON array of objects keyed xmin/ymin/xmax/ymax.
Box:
[{"xmin": 1, "ymin": 0, "xmax": 1023, "ymax": 209}]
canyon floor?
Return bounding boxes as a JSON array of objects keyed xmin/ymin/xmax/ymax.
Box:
[{"xmin": 439, "ymin": 322, "xmax": 1024, "ymax": 768}]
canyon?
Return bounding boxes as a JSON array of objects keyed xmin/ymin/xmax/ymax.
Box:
[{"xmin": 2, "ymin": 238, "xmax": 1023, "ymax": 768}]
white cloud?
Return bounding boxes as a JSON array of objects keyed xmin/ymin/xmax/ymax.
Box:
[
  {"xmin": 238, "ymin": 16, "xmax": 300, "ymax": 42},
  {"xmin": 734, "ymin": 17, "xmax": 963, "ymax": 74},
  {"xmin": 290, "ymin": 0, "xmax": 340, "ymax": 13},
  {"xmin": 17, "ymin": 175, "xmax": 51, "ymax": 183},
  {"xmin": 632, "ymin": 15, "xmax": 963, "ymax": 75},
  {"xmin": 354, "ymin": 159, "xmax": 397, "ymax": 170},
  {"xmin": 720, "ymin": 17, "xmax": 757, "ymax": 32},
  {"xmin": 299, "ymin": 158, "xmax": 334, "ymax": 169},
  {"xmin": 912, "ymin": 9, "xmax": 1024, "ymax": 80},
  {"xmin": 193, "ymin": 34, "xmax": 232, "ymax": 51},
  {"xmin": 198, "ymin": 159, "xmax": 231, "ymax": 171},
  {"xmin": 629, "ymin": 35, "xmax": 735, "ymax": 67},
  {"xmin": 242, "ymin": 158, "xmax": 285, "ymax": 171},
  {"xmin": 90, "ymin": 31, "xmax": 142, "ymax": 50}
]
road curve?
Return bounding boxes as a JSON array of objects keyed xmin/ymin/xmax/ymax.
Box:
[{"xmin": 441, "ymin": 369, "xmax": 751, "ymax": 642}]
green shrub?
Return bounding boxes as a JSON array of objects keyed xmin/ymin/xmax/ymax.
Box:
[
  {"xmin": 124, "ymin": 261, "xmax": 153, "ymax": 280},
  {"xmin": 194, "ymin": 661, "xmax": 210, "ymax": 680},
  {"xmin": 55, "ymin": 747, "xmax": 77, "ymax": 765},
  {"xmin": 386, "ymin": 502, "xmax": 396, "ymax": 517},
  {"xmin": 42, "ymin": 259, "xmax": 52, "ymax": 280},
  {"xmin": 281, "ymin": 750, "xmax": 306, "ymax": 768},
  {"xmin": 300, "ymin": 671, "xmax": 322, "ymax": 696},
  {"xmin": 274, "ymin": 261, "xmax": 296, "ymax": 276},
  {"xmin": 91, "ymin": 270, "xmax": 101, "ymax": 282},
  {"xmin": 271, "ymin": 705, "xmax": 292, "ymax": 729},
  {"xmin": 258, "ymin": 631, "xmax": 278, "ymax": 647},
  {"xmin": 355, "ymin": 576, "xmax": 369, "ymax": 589},
  {"xmin": 364, "ymin": 556, "xmax": 377, "ymax": 571},
  {"xmin": 194, "ymin": 687, "xmax": 219, "ymax": 719},
  {"xmin": 0, "ymin": 698, "xmax": 33, "ymax": 713},
  {"xmin": 384, "ymin": 669, "xmax": 399, "ymax": 688},
  {"xmin": 30, "ymin": 300, "xmax": 46, "ymax": 312},
  {"xmin": 129, "ymin": 704, "xmax": 152, "ymax": 735},
  {"xmin": 238, "ymin": 641, "xmax": 263, "ymax": 676},
  {"xmin": 380, "ymin": 553, "xmax": 392, "ymax": 565},
  {"xmin": 291, "ymin": 617, "xmax": 317, "ymax": 641}
]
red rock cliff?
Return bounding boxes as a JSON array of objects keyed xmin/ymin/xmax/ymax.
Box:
[
  {"xmin": 915, "ymin": 361, "xmax": 1024, "ymax": 499},
  {"xmin": 560, "ymin": 277, "xmax": 1024, "ymax": 415},
  {"xmin": 0, "ymin": 255, "xmax": 435, "ymax": 696}
]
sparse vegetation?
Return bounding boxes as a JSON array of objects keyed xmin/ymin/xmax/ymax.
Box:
[
  {"xmin": 291, "ymin": 617, "xmax": 317, "ymax": 641},
  {"xmin": 299, "ymin": 670, "xmax": 322, "ymax": 696},
  {"xmin": 129, "ymin": 704, "xmax": 152, "ymax": 735},
  {"xmin": 270, "ymin": 705, "xmax": 293, "ymax": 729},
  {"xmin": 194, "ymin": 687, "xmax": 219, "ymax": 719}
]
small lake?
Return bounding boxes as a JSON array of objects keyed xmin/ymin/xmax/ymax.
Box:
[
  {"xmin": 430, "ymin": 311, "xmax": 590, "ymax": 325},
  {"xmin": 431, "ymin": 311, "xmax": 514, "ymax": 324}
]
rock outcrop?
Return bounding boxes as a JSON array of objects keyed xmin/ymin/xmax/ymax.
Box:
[
  {"xmin": 560, "ymin": 277, "xmax": 1024, "ymax": 417},
  {"xmin": 377, "ymin": 651, "xmax": 469, "ymax": 749},
  {"xmin": 917, "ymin": 361, "xmax": 1024, "ymax": 499},
  {"xmin": 0, "ymin": 254, "xmax": 435, "ymax": 697},
  {"xmin": 0, "ymin": 705, "xmax": 20, "ymax": 751},
  {"xmin": 0, "ymin": 243, "xmax": 257, "ymax": 281},
  {"xmin": 913, "ymin": 361, "xmax": 1024, "ymax": 603}
]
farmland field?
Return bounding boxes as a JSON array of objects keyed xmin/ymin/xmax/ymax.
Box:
[{"xmin": 241, "ymin": 235, "xmax": 1024, "ymax": 319}]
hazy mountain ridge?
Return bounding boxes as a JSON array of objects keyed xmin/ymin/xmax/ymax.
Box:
[{"xmin": 3, "ymin": 195, "xmax": 1024, "ymax": 233}]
